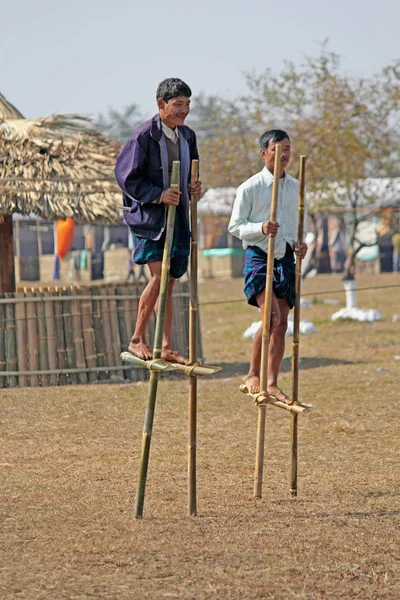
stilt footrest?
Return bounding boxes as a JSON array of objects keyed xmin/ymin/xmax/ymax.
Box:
[
  {"xmin": 239, "ymin": 384, "xmax": 314, "ymax": 414},
  {"xmin": 121, "ymin": 352, "xmax": 222, "ymax": 377}
]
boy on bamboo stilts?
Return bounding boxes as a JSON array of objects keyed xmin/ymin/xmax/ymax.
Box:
[
  {"xmin": 115, "ymin": 78, "xmax": 201, "ymax": 365},
  {"xmin": 228, "ymin": 130, "xmax": 307, "ymax": 404}
]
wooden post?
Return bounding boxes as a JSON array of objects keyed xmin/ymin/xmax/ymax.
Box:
[
  {"xmin": 24, "ymin": 288, "xmax": 40, "ymax": 387},
  {"xmin": 254, "ymin": 144, "xmax": 281, "ymax": 499},
  {"xmin": 0, "ymin": 215, "xmax": 16, "ymax": 294},
  {"xmin": 4, "ymin": 293, "xmax": 18, "ymax": 388},
  {"xmin": 291, "ymin": 155, "xmax": 306, "ymax": 497},
  {"xmin": 62, "ymin": 287, "xmax": 79, "ymax": 384},
  {"xmin": 133, "ymin": 161, "xmax": 180, "ymax": 519},
  {"xmin": 188, "ymin": 159, "xmax": 199, "ymax": 516},
  {"xmin": 43, "ymin": 287, "xmax": 58, "ymax": 386},
  {"xmin": 70, "ymin": 287, "xmax": 88, "ymax": 384},
  {"xmin": 107, "ymin": 285, "xmax": 124, "ymax": 379},
  {"xmin": 0, "ymin": 295, "xmax": 5, "ymax": 388},
  {"xmin": 53, "ymin": 288, "xmax": 68, "ymax": 385},
  {"xmin": 37, "ymin": 289, "xmax": 50, "ymax": 386},
  {"xmin": 116, "ymin": 285, "xmax": 133, "ymax": 381},
  {"xmin": 14, "ymin": 290, "xmax": 28, "ymax": 387},
  {"xmin": 90, "ymin": 285, "xmax": 107, "ymax": 381},
  {"xmin": 80, "ymin": 286, "xmax": 98, "ymax": 383},
  {"xmin": 99, "ymin": 286, "xmax": 115, "ymax": 370}
]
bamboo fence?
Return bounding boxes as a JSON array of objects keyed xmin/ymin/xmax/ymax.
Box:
[{"xmin": 0, "ymin": 280, "xmax": 194, "ymax": 387}]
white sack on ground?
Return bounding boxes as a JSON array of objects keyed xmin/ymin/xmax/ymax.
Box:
[{"xmin": 331, "ymin": 307, "xmax": 382, "ymax": 322}]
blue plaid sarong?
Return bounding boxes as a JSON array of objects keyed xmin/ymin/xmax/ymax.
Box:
[
  {"xmin": 244, "ymin": 244, "xmax": 296, "ymax": 308},
  {"xmin": 132, "ymin": 210, "xmax": 190, "ymax": 280}
]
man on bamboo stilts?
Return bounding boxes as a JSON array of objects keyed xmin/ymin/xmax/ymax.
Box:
[
  {"xmin": 228, "ymin": 130, "xmax": 307, "ymax": 404},
  {"xmin": 115, "ymin": 78, "xmax": 201, "ymax": 365}
]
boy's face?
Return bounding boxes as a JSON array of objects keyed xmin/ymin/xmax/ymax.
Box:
[
  {"xmin": 260, "ymin": 137, "xmax": 291, "ymax": 177},
  {"xmin": 158, "ymin": 95, "xmax": 191, "ymax": 128}
]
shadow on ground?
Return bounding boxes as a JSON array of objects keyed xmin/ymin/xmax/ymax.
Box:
[{"xmin": 208, "ymin": 357, "xmax": 356, "ymax": 379}]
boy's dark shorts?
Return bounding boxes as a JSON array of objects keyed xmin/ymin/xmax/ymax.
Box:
[
  {"xmin": 244, "ymin": 244, "xmax": 296, "ymax": 308},
  {"xmin": 132, "ymin": 234, "xmax": 189, "ymax": 280}
]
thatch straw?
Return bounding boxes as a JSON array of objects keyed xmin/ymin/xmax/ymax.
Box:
[{"xmin": 0, "ymin": 92, "xmax": 122, "ymax": 224}]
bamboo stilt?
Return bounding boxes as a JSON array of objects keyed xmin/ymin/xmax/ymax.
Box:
[
  {"xmin": 14, "ymin": 291, "xmax": 28, "ymax": 388},
  {"xmin": 254, "ymin": 145, "xmax": 281, "ymax": 499},
  {"xmin": 239, "ymin": 384, "xmax": 313, "ymax": 413},
  {"xmin": 291, "ymin": 155, "xmax": 307, "ymax": 497},
  {"xmin": 188, "ymin": 159, "xmax": 199, "ymax": 516},
  {"xmin": 133, "ymin": 161, "xmax": 180, "ymax": 519},
  {"xmin": 62, "ymin": 287, "xmax": 79, "ymax": 384},
  {"xmin": 4, "ymin": 293, "xmax": 18, "ymax": 388},
  {"xmin": 24, "ymin": 288, "xmax": 40, "ymax": 387},
  {"xmin": 121, "ymin": 352, "xmax": 220, "ymax": 375},
  {"xmin": 53, "ymin": 288, "xmax": 68, "ymax": 385},
  {"xmin": 43, "ymin": 288, "xmax": 58, "ymax": 386}
]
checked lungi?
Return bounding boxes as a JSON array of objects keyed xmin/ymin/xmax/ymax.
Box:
[{"xmin": 244, "ymin": 244, "xmax": 296, "ymax": 308}]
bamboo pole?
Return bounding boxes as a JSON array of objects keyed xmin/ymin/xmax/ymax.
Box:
[
  {"xmin": 62, "ymin": 287, "xmax": 79, "ymax": 384},
  {"xmin": 37, "ymin": 289, "xmax": 50, "ymax": 386},
  {"xmin": 116, "ymin": 285, "xmax": 133, "ymax": 381},
  {"xmin": 90, "ymin": 285, "xmax": 107, "ymax": 381},
  {"xmin": 239, "ymin": 384, "xmax": 313, "ymax": 413},
  {"xmin": 99, "ymin": 286, "xmax": 115, "ymax": 370},
  {"xmin": 14, "ymin": 290, "xmax": 28, "ymax": 387},
  {"xmin": 107, "ymin": 284, "xmax": 124, "ymax": 379},
  {"xmin": 80, "ymin": 286, "xmax": 98, "ymax": 383},
  {"xmin": 70, "ymin": 287, "xmax": 88, "ymax": 384},
  {"xmin": 126, "ymin": 282, "xmax": 141, "ymax": 382},
  {"xmin": 254, "ymin": 144, "xmax": 281, "ymax": 499},
  {"xmin": 133, "ymin": 160, "xmax": 180, "ymax": 519},
  {"xmin": 4, "ymin": 293, "xmax": 18, "ymax": 388},
  {"xmin": 121, "ymin": 351, "xmax": 221, "ymax": 375},
  {"xmin": 43, "ymin": 288, "xmax": 58, "ymax": 386},
  {"xmin": 290, "ymin": 155, "xmax": 307, "ymax": 497},
  {"xmin": 24, "ymin": 288, "xmax": 40, "ymax": 387},
  {"xmin": 0, "ymin": 296, "xmax": 6, "ymax": 388},
  {"xmin": 53, "ymin": 288, "xmax": 68, "ymax": 385},
  {"xmin": 188, "ymin": 159, "xmax": 199, "ymax": 516}
]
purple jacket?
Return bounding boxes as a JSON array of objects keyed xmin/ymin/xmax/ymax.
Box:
[{"xmin": 114, "ymin": 113, "xmax": 199, "ymax": 240}]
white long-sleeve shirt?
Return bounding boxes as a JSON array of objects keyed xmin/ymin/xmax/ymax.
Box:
[{"xmin": 228, "ymin": 167, "xmax": 305, "ymax": 259}]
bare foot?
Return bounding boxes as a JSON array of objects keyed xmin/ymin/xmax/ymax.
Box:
[
  {"xmin": 128, "ymin": 338, "xmax": 153, "ymax": 361},
  {"xmin": 267, "ymin": 385, "xmax": 294, "ymax": 406},
  {"xmin": 245, "ymin": 372, "xmax": 261, "ymax": 394},
  {"xmin": 161, "ymin": 348, "xmax": 190, "ymax": 365}
]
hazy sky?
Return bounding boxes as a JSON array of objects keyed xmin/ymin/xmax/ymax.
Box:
[{"xmin": 2, "ymin": 0, "xmax": 400, "ymax": 123}]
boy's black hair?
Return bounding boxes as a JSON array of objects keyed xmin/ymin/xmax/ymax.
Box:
[
  {"xmin": 156, "ymin": 78, "xmax": 192, "ymax": 103},
  {"xmin": 260, "ymin": 129, "xmax": 290, "ymax": 150}
]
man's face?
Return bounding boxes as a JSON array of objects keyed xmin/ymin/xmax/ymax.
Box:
[
  {"xmin": 260, "ymin": 137, "xmax": 291, "ymax": 177},
  {"xmin": 158, "ymin": 95, "xmax": 191, "ymax": 128}
]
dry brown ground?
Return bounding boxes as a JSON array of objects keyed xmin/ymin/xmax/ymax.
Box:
[{"xmin": 1, "ymin": 273, "xmax": 400, "ymax": 599}]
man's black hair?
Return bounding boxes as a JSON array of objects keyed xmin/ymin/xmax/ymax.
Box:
[
  {"xmin": 260, "ymin": 129, "xmax": 290, "ymax": 150},
  {"xmin": 156, "ymin": 78, "xmax": 192, "ymax": 103}
]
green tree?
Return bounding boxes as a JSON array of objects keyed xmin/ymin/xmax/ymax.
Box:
[{"xmin": 197, "ymin": 45, "xmax": 400, "ymax": 278}]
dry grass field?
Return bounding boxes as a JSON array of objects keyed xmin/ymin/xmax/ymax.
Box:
[{"xmin": 1, "ymin": 273, "xmax": 400, "ymax": 599}]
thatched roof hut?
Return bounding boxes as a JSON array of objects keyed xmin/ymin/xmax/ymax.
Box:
[
  {"xmin": 0, "ymin": 92, "xmax": 122, "ymax": 223},
  {"xmin": 0, "ymin": 92, "xmax": 123, "ymax": 292}
]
